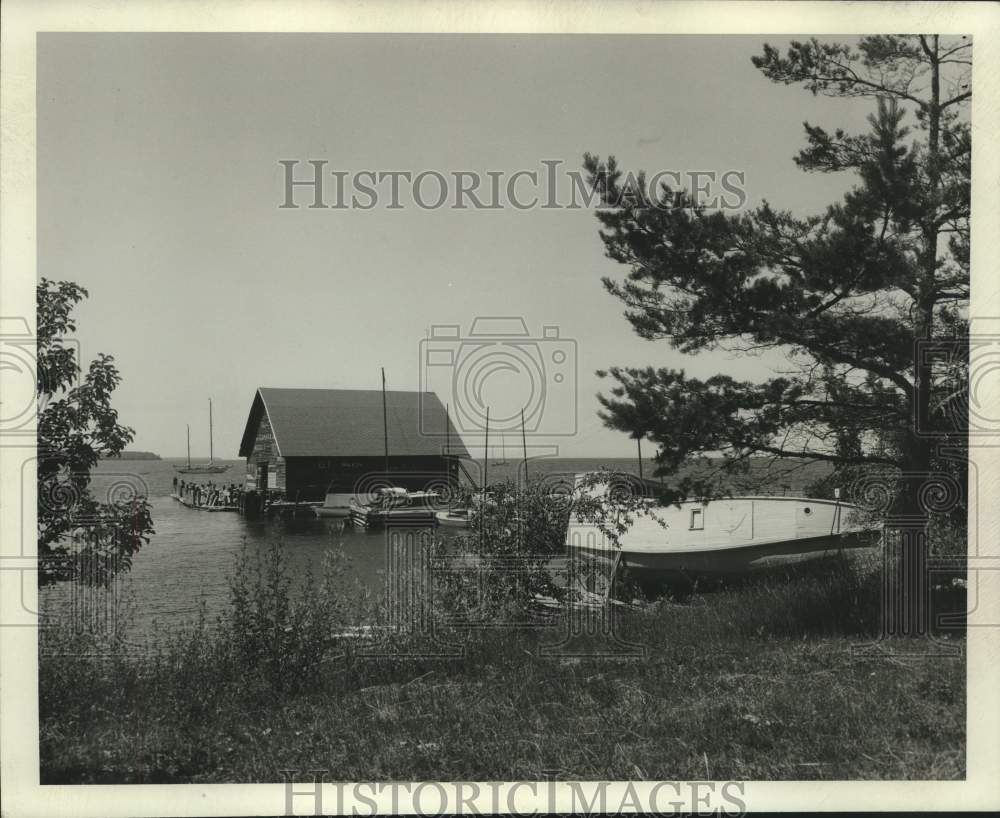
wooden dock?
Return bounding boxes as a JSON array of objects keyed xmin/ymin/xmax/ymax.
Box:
[{"xmin": 170, "ymin": 493, "xmax": 238, "ymax": 513}]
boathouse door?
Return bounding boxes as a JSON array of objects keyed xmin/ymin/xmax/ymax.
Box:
[{"xmin": 258, "ymin": 463, "xmax": 269, "ymax": 496}]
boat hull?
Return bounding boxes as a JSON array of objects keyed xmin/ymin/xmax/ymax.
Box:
[
  {"xmin": 175, "ymin": 465, "xmax": 230, "ymax": 474},
  {"xmin": 314, "ymin": 506, "xmax": 352, "ymax": 519},
  {"xmin": 315, "ymin": 492, "xmax": 377, "ymax": 519},
  {"xmin": 351, "ymin": 508, "xmax": 440, "ymax": 529},
  {"xmin": 566, "ymin": 492, "xmax": 878, "ymax": 583},
  {"xmin": 435, "ymin": 510, "xmax": 471, "ymax": 529},
  {"xmin": 574, "ymin": 531, "xmax": 875, "ymax": 582},
  {"xmin": 349, "ymin": 490, "xmax": 443, "ymax": 529}
]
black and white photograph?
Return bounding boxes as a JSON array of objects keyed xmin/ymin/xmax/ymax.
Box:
[{"xmin": 2, "ymin": 1, "xmax": 999, "ymax": 815}]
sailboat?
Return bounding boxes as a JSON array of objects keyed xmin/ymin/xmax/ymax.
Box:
[
  {"xmin": 491, "ymin": 431, "xmax": 508, "ymax": 466},
  {"xmin": 175, "ymin": 399, "xmax": 230, "ymax": 474}
]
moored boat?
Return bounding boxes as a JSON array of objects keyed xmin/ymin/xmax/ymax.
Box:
[
  {"xmin": 314, "ymin": 491, "xmax": 378, "ymax": 519},
  {"xmin": 433, "ymin": 490, "xmax": 499, "ymax": 530},
  {"xmin": 175, "ymin": 400, "xmax": 230, "ymax": 474},
  {"xmin": 349, "ymin": 487, "xmax": 442, "ymax": 529},
  {"xmin": 435, "ymin": 508, "xmax": 472, "ymax": 528}
]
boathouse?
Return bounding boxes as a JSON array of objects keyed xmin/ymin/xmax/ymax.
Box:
[{"xmin": 237, "ymin": 387, "xmax": 470, "ymax": 503}]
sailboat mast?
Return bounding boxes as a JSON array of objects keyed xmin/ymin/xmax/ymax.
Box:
[
  {"xmin": 445, "ymin": 403, "xmax": 451, "ymax": 506},
  {"xmin": 186, "ymin": 424, "xmax": 191, "ymax": 469},
  {"xmin": 521, "ymin": 407, "xmax": 528, "ymax": 483},
  {"xmin": 483, "ymin": 406, "xmax": 489, "ymax": 493},
  {"xmin": 209, "ymin": 398, "xmax": 214, "ymax": 465},
  {"xmin": 381, "ymin": 368, "xmax": 389, "ymax": 477}
]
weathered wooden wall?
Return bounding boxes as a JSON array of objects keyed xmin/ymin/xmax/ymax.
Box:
[{"xmin": 245, "ymin": 412, "xmax": 286, "ymax": 492}]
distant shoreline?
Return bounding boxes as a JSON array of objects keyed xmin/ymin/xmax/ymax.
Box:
[{"xmin": 107, "ymin": 451, "xmax": 161, "ymax": 461}]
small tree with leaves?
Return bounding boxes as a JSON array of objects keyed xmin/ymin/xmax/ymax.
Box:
[
  {"xmin": 585, "ymin": 35, "xmax": 970, "ymax": 634},
  {"xmin": 37, "ymin": 279, "xmax": 154, "ymax": 585}
]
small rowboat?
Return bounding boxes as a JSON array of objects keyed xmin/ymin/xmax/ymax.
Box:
[{"xmin": 435, "ymin": 508, "xmax": 472, "ymax": 529}]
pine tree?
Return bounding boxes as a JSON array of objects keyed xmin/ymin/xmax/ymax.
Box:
[{"xmin": 585, "ymin": 36, "xmax": 971, "ymax": 635}]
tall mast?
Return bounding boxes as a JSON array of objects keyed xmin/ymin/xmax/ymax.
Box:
[
  {"xmin": 483, "ymin": 406, "xmax": 489, "ymax": 493},
  {"xmin": 521, "ymin": 407, "xmax": 528, "ymax": 483},
  {"xmin": 186, "ymin": 424, "xmax": 191, "ymax": 469},
  {"xmin": 381, "ymin": 368, "xmax": 389, "ymax": 477},
  {"xmin": 445, "ymin": 403, "xmax": 451, "ymax": 506},
  {"xmin": 209, "ymin": 398, "xmax": 214, "ymax": 465}
]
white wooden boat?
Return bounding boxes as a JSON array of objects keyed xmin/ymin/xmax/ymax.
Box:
[
  {"xmin": 435, "ymin": 508, "xmax": 472, "ymax": 528},
  {"xmin": 433, "ymin": 490, "xmax": 499, "ymax": 529},
  {"xmin": 314, "ymin": 491, "xmax": 377, "ymax": 519},
  {"xmin": 350, "ymin": 488, "xmax": 442, "ymax": 529},
  {"xmin": 566, "ymin": 479, "xmax": 877, "ymax": 582}
]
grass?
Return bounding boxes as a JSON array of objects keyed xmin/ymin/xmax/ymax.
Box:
[{"xmin": 38, "ymin": 541, "xmax": 966, "ymax": 784}]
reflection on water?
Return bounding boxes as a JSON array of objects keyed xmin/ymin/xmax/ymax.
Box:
[
  {"xmin": 40, "ymin": 490, "xmax": 414, "ymax": 639},
  {"xmin": 38, "ymin": 456, "xmax": 651, "ymax": 639}
]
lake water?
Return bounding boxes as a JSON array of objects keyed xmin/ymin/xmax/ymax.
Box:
[{"xmin": 38, "ymin": 456, "xmax": 661, "ymax": 639}]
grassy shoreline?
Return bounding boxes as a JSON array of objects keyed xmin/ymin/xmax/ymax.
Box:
[{"xmin": 39, "ymin": 548, "xmax": 966, "ymax": 783}]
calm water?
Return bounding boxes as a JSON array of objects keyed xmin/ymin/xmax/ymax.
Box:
[{"xmin": 39, "ymin": 456, "xmax": 656, "ymax": 638}]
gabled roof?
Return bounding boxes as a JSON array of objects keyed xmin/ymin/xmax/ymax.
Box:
[{"xmin": 238, "ymin": 387, "xmax": 470, "ymax": 459}]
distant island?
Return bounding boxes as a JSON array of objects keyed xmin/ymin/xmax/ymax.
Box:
[{"xmin": 109, "ymin": 451, "xmax": 162, "ymax": 461}]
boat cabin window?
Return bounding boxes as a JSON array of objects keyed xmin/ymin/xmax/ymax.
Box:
[{"xmin": 690, "ymin": 508, "xmax": 704, "ymax": 530}]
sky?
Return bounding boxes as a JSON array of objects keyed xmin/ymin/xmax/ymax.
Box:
[{"xmin": 37, "ymin": 34, "xmax": 875, "ymax": 459}]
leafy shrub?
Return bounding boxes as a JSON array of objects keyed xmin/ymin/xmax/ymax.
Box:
[{"xmin": 222, "ymin": 541, "xmax": 354, "ymax": 693}]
